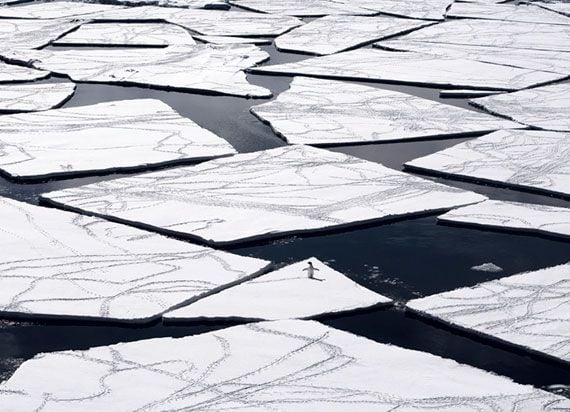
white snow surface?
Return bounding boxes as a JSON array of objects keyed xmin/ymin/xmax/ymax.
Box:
[
  {"xmin": 0, "ymin": 82, "xmax": 75, "ymax": 113},
  {"xmin": 405, "ymin": 129, "xmax": 570, "ymax": 198},
  {"xmin": 251, "ymin": 77, "xmax": 520, "ymax": 145},
  {"xmin": 0, "ymin": 99, "xmax": 236, "ymax": 180},
  {"xmin": 0, "ymin": 18, "xmax": 82, "ymax": 50},
  {"xmin": 1, "ymin": 320, "xmax": 569, "ymax": 411},
  {"xmin": 439, "ymin": 199, "xmax": 570, "ymax": 240},
  {"xmin": 447, "ymin": 2, "xmax": 570, "ymax": 25},
  {"xmin": 228, "ymin": 0, "xmax": 376, "ymax": 17},
  {"xmin": 0, "ymin": 198, "xmax": 269, "ymax": 322},
  {"xmin": 349, "ymin": 0, "xmax": 455, "ymax": 20},
  {"xmin": 0, "ymin": 1, "xmax": 126, "ymax": 19},
  {"xmin": 164, "ymin": 258, "xmax": 391, "ymax": 321},
  {"xmin": 408, "ymin": 263, "xmax": 570, "ymax": 364},
  {"xmin": 41, "ymin": 145, "xmax": 487, "ymax": 245},
  {"xmin": 0, "ymin": 62, "xmax": 49, "ymax": 83}
]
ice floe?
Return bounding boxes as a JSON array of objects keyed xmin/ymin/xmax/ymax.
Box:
[
  {"xmin": 251, "ymin": 48, "xmax": 565, "ymax": 91},
  {"xmin": 534, "ymin": 1, "xmax": 570, "ymax": 17},
  {"xmin": 0, "ymin": 62, "xmax": 49, "ymax": 83},
  {"xmin": 229, "ymin": 0, "xmax": 376, "ymax": 17},
  {"xmin": 41, "ymin": 145, "xmax": 486, "ymax": 245},
  {"xmin": 0, "ymin": 99, "xmax": 236, "ymax": 180},
  {"xmin": 251, "ymin": 77, "xmax": 520, "ymax": 146},
  {"xmin": 408, "ymin": 263, "xmax": 570, "ymax": 364},
  {"xmin": 99, "ymin": 0, "xmax": 228, "ymax": 7},
  {"xmin": 0, "ymin": 18, "xmax": 82, "ymax": 50},
  {"xmin": 274, "ymin": 15, "xmax": 433, "ymax": 55},
  {"xmin": 1, "ymin": 44, "xmax": 271, "ymax": 97},
  {"xmin": 53, "ymin": 23, "xmax": 196, "ymax": 47},
  {"xmin": 470, "ymin": 83, "xmax": 570, "ymax": 132},
  {"xmin": 193, "ymin": 35, "xmax": 272, "ymax": 45},
  {"xmin": 405, "ymin": 129, "xmax": 570, "ymax": 198},
  {"xmin": 1, "ymin": 319, "xmax": 568, "ymax": 410},
  {"xmin": 164, "ymin": 258, "xmax": 391, "ymax": 321},
  {"xmin": 0, "ymin": 1, "xmax": 126, "ymax": 19},
  {"xmin": 447, "ymin": 2, "xmax": 570, "ymax": 25},
  {"xmin": 0, "ymin": 82, "xmax": 76, "ymax": 113},
  {"xmin": 0, "ymin": 198, "xmax": 268, "ymax": 323},
  {"xmin": 439, "ymin": 199, "xmax": 570, "ymax": 240},
  {"xmin": 471, "ymin": 262, "xmax": 504, "ymax": 273},
  {"xmin": 350, "ymin": 0, "xmax": 454, "ymax": 20}
]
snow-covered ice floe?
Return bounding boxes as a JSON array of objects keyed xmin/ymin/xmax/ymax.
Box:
[
  {"xmin": 446, "ymin": 2, "xmax": 570, "ymax": 25},
  {"xmin": 535, "ymin": 1, "xmax": 570, "ymax": 17},
  {"xmin": 0, "ymin": 198, "xmax": 269, "ymax": 323},
  {"xmin": 408, "ymin": 263, "xmax": 570, "ymax": 364},
  {"xmin": 0, "ymin": 45, "xmax": 271, "ymax": 97},
  {"xmin": 439, "ymin": 199, "xmax": 570, "ymax": 240},
  {"xmin": 0, "ymin": 1, "xmax": 126, "ymax": 19},
  {"xmin": 250, "ymin": 48, "xmax": 565, "ymax": 91},
  {"xmin": 0, "ymin": 18, "xmax": 82, "ymax": 50},
  {"xmin": 41, "ymin": 145, "xmax": 487, "ymax": 245},
  {"xmin": 93, "ymin": 0, "xmax": 228, "ymax": 8},
  {"xmin": 228, "ymin": 0, "xmax": 377, "ymax": 17},
  {"xmin": 470, "ymin": 83, "xmax": 570, "ymax": 132},
  {"xmin": 53, "ymin": 23, "xmax": 196, "ymax": 47},
  {"xmin": 0, "ymin": 62, "xmax": 49, "ymax": 83},
  {"xmin": 274, "ymin": 15, "xmax": 433, "ymax": 55},
  {"xmin": 0, "ymin": 99, "xmax": 236, "ymax": 181},
  {"xmin": 251, "ymin": 77, "xmax": 520, "ymax": 146},
  {"xmin": 164, "ymin": 258, "xmax": 391, "ymax": 321},
  {"xmin": 350, "ymin": 0, "xmax": 454, "ymax": 20},
  {"xmin": 193, "ymin": 35, "xmax": 272, "ymax": 45},
  {"xmin": 0, "ymin": 82, "xmax": 75, "ymax": 113},
  {"xmin": 471, "ymin": 262, "xmax": 503, "ymax": 273},
  {"xmin": 1, "ymin": 319, "xmax": 569, "ymax": 411},
  {"xmin": 405, "ymin": 129, "xmax": 570, "ymax": 198}
]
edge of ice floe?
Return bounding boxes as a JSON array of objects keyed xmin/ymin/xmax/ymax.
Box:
[{"xmin": 0, "ymin": 83, "xmax": 77, "ymax": 114}]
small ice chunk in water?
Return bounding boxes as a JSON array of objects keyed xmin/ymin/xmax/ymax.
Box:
[{"xmin": 471, "ymin": 262, "xmax": 503, "ymax": 273}]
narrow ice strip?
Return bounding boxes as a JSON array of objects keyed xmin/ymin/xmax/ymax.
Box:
[
  {"xmin": 405, "ymin": 129, "xmax": 570, "ymax": 198},
  {"xmin": 2, "ymin": 320, "xmax": 569, "ymax": 411},
  {"xmin": 0, "ymin": 18, "xmax": 82, "ymax": 50},
  {"xmin": 252, "ymin": 77, "xmax": 520, "ymax": 146},
  {"xmin": 0, "ymin": 198, "xmax": 269, "ymax": 323},
  {"xmin": 97, "ymin": 0, "xmax": 228, "ymax": 7},
  {"xmin": 348, "ymin": 0, "xmax": 454, "ymax": 20},
  {"xmin": 275, "ymin": 15, "xmax": 433, "ymax": 55},
  {"xmin": 408, "ymin": 263, "xmax": 570, "ymax": 364},
  {"xmin": 0, "ymin": 45, "xmax": 271, "ymax": 98},
  {"xmin": 251, "ymin": 48, "xmax": 564, "ymax": 91},
  {"xmin": 440, "ymin": 89, "xmax": 500, "ymax": 98},
  {"xmin": 229, "ymin": 0, "xmax": 376, "ymax": 17},
  {"xmin": 41, "ymin": 145, "xmax": 486, "ymax": 245},
  {"xmin": 0, "ymin": 62, "xmax": 49, "ymax": 83},
  {"xmin": 470, "ymin": 83, "xmax": 570, "ymax": 132},
  {"xmin": 0, "ymin": 99, "xmax": 237, "ymax": 180},
  {"xmin": 164, "ymin": 258, "xmax": 391, "ymax": 321},
  {"xmin": 447, "ymin": 2, "xmax": 570, "ymax": 25},
  {"xmin": 439, "ymin": 199, "xmax": 570, "ymax": 240},
  {"xmin": 193, "ymin": 35, "xmax": 272, "ymax": 45},
  {"xmin": 53, "ymin": 23, "xmax": 196, "ymax": 47},
  {"xmin": 0, "ymin": 1, "xmax": 126, "ymax": 19},
  {"xmin": 0, "ymin": 82, "xmax": 76, "ymax": 113}
]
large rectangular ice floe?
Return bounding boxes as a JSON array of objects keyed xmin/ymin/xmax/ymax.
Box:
[
  {"xmin": 405, "ymin": 129, "xmax": 570, "ymax": 198},
  {"xmin": 0, "ymin": 1, "xmax": 126, "ymax": 19},
  {"xmin": 251, "ymin": 77, "xmax": 520, "ymax": 146},
  {"xmin": 470, "ymin": 83, "xmax": 570, "ymax": 132},
  {"xmin": 2, "ymin": 320, "xmax": 569, "ymax": 411},
  {"xmin": 228, "ymin": 0, "xmax": 377, "ymax": 17},
  {"xmin": 164, "ymin": 258, "xmax": 391, "ymax": 321},
  {"xmin": 0, "ymin": 198, "xmax": 269, "ymax": 323},
  {"xmin": 274, "ymin": 15, "xmax": 433, "ymax": 55},
  {"xmin": 0, "ymin": 82, "xmax": 76, "ymax": 113},
  {"xmin": 0, "ymin": 18, "xmax": 82, "ymax": 50},
  {"xmin": 447, "ymin": 2, "xmax": 570, "ymax": 25},
  {"xmin": 0, "ymin": 44, "xmax": 270, "ymax": 97},
  {"xmin": 0, "ymin": 99, "xmax": 236, "ymax": 180},
  {"xmin": 439, "ymin": 199, "xmax": 570, "ymax": 240},
  {"xmin": 41, "ymin": 145, "xmax": 487, "ymax": 245},
  {"xmin": 250, "ymin": 48, "xmax": 565, "ymax": 91},
  {"xmin": 408, "ymin": 263, "xmax": 570, "ymax": 364},
  {"xmin": 0, "ymin": 62, "xmax": 49, "ymax": 83}
]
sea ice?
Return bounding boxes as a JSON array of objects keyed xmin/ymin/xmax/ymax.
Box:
[
  {"xmin": 0, "ymin": 1, "xmax": 126, "ymax": 19},
  {"xmin": 274, "ymin": 15, "xmax": 433, "ymax": 55},
  {"xmin": 0, "ymin": 62, "xmax": 49, "ymax": 83},
  {"xmin": 439, "ymin": 199, "xmax": 570, "ymax": 240},
  {"xmin": 193, "ymin": 35, "xmax": 272, "ymax": 45},
  {"xmin": 470, "ymin": 83, "xmax": 570, "ymax": 132},
  {"xmin": 0, "ymin": 45, "xmax": 271, "ymax": 98},
  {"xmin": 408, "ymin": 263, "xmax": 570, "ymax": 364},
  {"xmin": 228, "ymin": 0, "xmax": 376, "ymax": 17},
  {"xmin": 447, "ymin": 2, "xmax": 570, "ymax": 25},
  {"xmin": 164, "ymin": 258, "xmax": 391, "ymax": 321},
  {"xmin": 1, "ymin": 320, "xmax": 568, "ymax": 410},
  {"xmin": 250, "ymin": 48, "xmax": 564, "ymax": 91},
  {"xmin": 0, "ymin": 18, "xmax": 82, "ymax": 50},
  {"xmin": 251, "ymin": 77, "xmax": 520, "ymax": 146},
  {"xmin": 471, "ymin": 262, "xmax": 504, "ymax": 273},
  {"xmin": 0, "ymin": 82, "xmax": 76, "ymax": 113},
  {"xmin": 53, "ymin": 23, "xmax": 196, "ymax": 47},
  {"xmin": 405, "ymin": 129, "xmax": 570, "ymax": 198},
  {"xmin": 535, "ymin": 1, "xmax": 570, "ymax": 17},
  {"xmin": 0, "ymin": 99, "xmax": 237, "ymax": 180},
  {"xmin": 41, "ymin": 145, "xmax": 487, "ymax": 245},
  {"xmin": 350, "ymin": 0, "xmax": 454, "ymax": 20},
  {"xmin": 0, "ymin": 198, "xmax": 268, "ymax": 322}
]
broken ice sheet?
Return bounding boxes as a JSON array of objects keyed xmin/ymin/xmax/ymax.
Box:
[
  {"xmin": 0, "ymin": 198, "xmax": 268, "ymax": 323},
  {"xmin": 408, "ymin": 263, "xmax": 570, "ymax": 364},
  {"xmin": 274, "ymin": 15, "xmax": 433, "ymax": 55},
  {"xmin": 164, "ymin": 258, "xmax": 391, "ymax": 321},
  {"xmin": 41, "ymin": 145, "xmax": 486, "ymax": 245},
  {"xmin": 348, "ymin": 0, "xmax": 454, "ymax": 20},
  {"xmin": 193, "ymin": 35, "xmax": 272, "ymax": 45},
  {"xmin": 250, "ymin": 48, "xmax": 565, "ymax": 91},
  {"xmin": 0, "ymin": 1, "xmax": 126, "ymax": 19},
  {"xmin": 53, "ymin": 23, "xmax": 196, "ymax": 47},
  {"xmin": 405, "ymin": 129, "xmax": 570, "ymax": 198},
  {"xmin": 2, "ymin": 320, "xmax": 569, "ymax": 411},
  {"xmin": 1, "ymin": 45, "xmax": 271, "ymax": 98},
  {"xmin": 98, "ymin": 0, "xmax": 228, "ymax": 7},
  {"xmin": 0, "ymin": 82, "xmax": 76, "ymax": 113},
  {"xmin": 0, "ymin": 99, "xmax": 237, "ymax": 180},
  {"xmin": 470, "ymin": 83, "xmax": 570, "ymax": 132},
  {"xmin": 0, "ymin": 18, "xmax": 82, "ymax": 50},
  {"xmin": 439, "ymin": 199, "xmax": 570, "ymax": 240},
  {"xmin": 0, "ymin": 62, "xmax": 49, "ymax": 83},
  {"xmin": 228, "ymin": 0, "xmax": 376, "ymax": 17},
  {"xmin": 535, "ymin": 1, "xmax": 570, "ymax": 17},
  {"xmin": 447, "ymin": 2, "xmax": 570, "ymax": 25},
  {"xmin": 251, "ymin": 77, "xmax": 520, "ymax": 146}
]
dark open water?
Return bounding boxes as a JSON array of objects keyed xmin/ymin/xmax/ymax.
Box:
[{"xmin": 0, "ymin": 23, "xmax": 569, "ymax": 396}]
